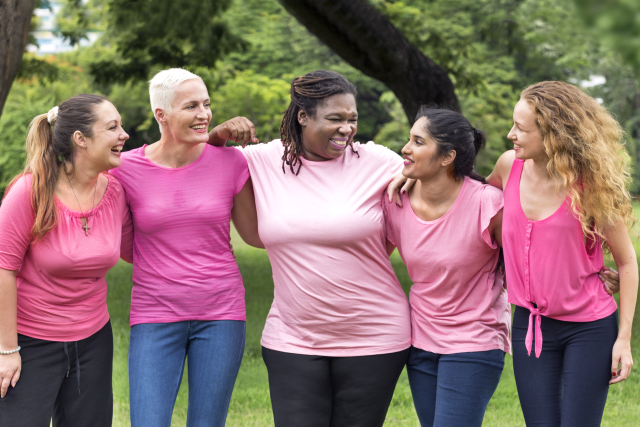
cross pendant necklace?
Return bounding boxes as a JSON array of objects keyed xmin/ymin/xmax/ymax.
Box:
[
  {"xmin": 66, "ymin": 174, "xmax": 98, "ymax": 237},
  {"xmin": 81, "ymin": 218, "xmax": 90, "ymax": 236}
]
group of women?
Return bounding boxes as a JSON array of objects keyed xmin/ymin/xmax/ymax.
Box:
[{"xmin": 0, "ymin": 67, "xmax": 636, "ymax": 427}]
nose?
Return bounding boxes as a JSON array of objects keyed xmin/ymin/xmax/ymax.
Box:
[
  {"xmin": 338, "ymin": 121, "xmax": 353, "ymax": 135},
  {"xmin": 121, "ymin": 130, "xmax": 130, "ymax": 141},
  {"xmin": 507, "ymin": 125, "xmax": 517, "ymax": 140},
  {"xmin": 401, "ymin": 140, "xmax": 411, "ymax": 155}
]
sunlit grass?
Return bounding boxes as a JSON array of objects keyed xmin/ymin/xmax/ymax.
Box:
[{"xmin": 105, "ymin": 218, "xmax": 640, "ymax": 426}]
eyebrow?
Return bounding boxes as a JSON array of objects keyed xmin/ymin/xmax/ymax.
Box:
[
  {"xmin": 411, "ymin": 134, "xmax": 426, "ymax": 142},
  {"xmin": 182, "ymin": 98, "xmax": 210, "ymax": 105}
]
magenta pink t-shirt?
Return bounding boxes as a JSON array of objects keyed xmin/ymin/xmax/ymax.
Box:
[
  {"xmin": 110, "ymin": 144, "xmax": 250, "ymax": 326},
  {"xmin": 241, "ymin": 140, "xmax": 411, "ymax": 357},
  {"xmin": 383, "ymin": 177, "xmax": 511, "ymax": 355},
  {"xmin": 0, "ymin": 174, "xmax": 132, "ymax": 341},
  {"xmin": 503, "ymin": 159, "xmax": 617, "ymax": 357}
]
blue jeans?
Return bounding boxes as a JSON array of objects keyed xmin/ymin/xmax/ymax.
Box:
[
  {"xmin": 406, "ymin": 346, "xmax": 504, "ymax": 427},
  {"xmin": 512, "ymin": 306, "xmax": 618, "ymax": 427},
  {"xmin": 128, "ymin": 320, "xmax": 245, "ymax": 427}
]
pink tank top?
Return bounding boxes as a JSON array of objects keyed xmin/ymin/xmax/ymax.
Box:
[{"xmin": 503, "ymin": 159, "xmax": 617, "ymax": 358}]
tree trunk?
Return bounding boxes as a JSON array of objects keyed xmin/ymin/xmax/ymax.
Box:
[
  {"xmin": 278, "ymin": 0, "xmax": 459, "ymax": 121},
  {"xmin": 0, "ymin": 0, "xmax": 37, "ymax": 118}
]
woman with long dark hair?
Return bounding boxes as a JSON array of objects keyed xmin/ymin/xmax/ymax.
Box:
[
  {"xmin": 0, "ymin": 94, "xmax": 132, "ymax": 426},
  {"xmin": 383, "ymin": 107, "xmax": 509, "ymax": 426}
]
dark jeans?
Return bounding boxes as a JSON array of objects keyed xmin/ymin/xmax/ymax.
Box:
[
  {"xmin": 406, "ymin": 346, "xmax": 504, "ymax": 427},
  {"xmin": 0, "ymin": 321, "xmax": 113, "ymax": 427},
  {"xmin": 262, "ymin": 346, "xmax": 410, "ymax": 427},
  {"xmin": 512, "ymin": 305, "xmax": 619, "ymax": 427},
  {"xmin": 128, "ymin": 320, "xmax": 245, "ymax": 427}
]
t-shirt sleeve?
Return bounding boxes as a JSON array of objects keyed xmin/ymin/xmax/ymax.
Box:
[
  {"xmin": 365, "ymin": 141, "xmax": 404, "ymax": 180},
  {"xmin": 233, "ymin": 148, "xmax": 251, "ymax": 195},
  {"xmin": 480, "ymin": 185, "xmax": 504, "ymax": 249},
  {"xmin": 0, "ymin": 177, "xmax": 34, "ymax": 271},
  {"xmin": 381, "ymin": 192, "xmax": 397, "ymax": 247}
]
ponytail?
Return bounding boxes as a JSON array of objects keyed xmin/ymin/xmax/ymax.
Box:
[
  {"xmin": 415, "ymin": 106, "xmax": 486, "ymax": 183},
  {"xmin": 4, "ymin": 94, "xmax": 107, "ymax": 241}
]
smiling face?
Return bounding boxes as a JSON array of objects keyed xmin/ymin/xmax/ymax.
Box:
[
  {"xmin": 298, "ymin": 93, "xmax": 357, "ymax": 161},
  {"xmin": 78, "ymin": 101, "xmax": 129, "ymax": 171},
  {"xmin": 508, "ymin": 99, "xmax": 545, "ymax": 161},
  {"xmin": 161, "ymin": 79, "xmax": 212, "ymax": 145},
  {"xmin": 401, "ymin": 117, "xmax": 455, "ymax": 180}
]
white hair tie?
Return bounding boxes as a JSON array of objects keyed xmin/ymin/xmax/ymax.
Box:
[{"xmin": 47, "ymin": 106, "xmax": 59, "ymax": 125}]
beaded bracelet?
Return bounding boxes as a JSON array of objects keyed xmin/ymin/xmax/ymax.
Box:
[{"xmin": 0, "ymin": 347, "xmax": 20, "ymax": 355}]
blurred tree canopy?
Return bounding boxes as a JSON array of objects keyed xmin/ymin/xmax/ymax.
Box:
[{"xmin": 2, "ymin": 0, "xmax": 640, "ymax": 194}]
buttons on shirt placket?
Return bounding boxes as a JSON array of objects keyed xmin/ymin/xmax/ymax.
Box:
[{"xmin": 524, "ymin": 221, "xmax": 533, "ymax": 302}]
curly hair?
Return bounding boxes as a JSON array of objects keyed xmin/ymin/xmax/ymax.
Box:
[
  {"xmin": 280, "ymin": 70, "xmax": 358, "ymax": 175},
  {"xmin": 520, "ymin": 81, "xmax": 635, "ymax": 251}
]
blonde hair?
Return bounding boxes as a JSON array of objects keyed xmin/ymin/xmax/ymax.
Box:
[
  {"xmin": 149, "ymin": 68, "xmax": 204, "ymax": 132},
  {"xmin": 3, "ymin": 94, "xmax": 107, "ymax": 241},
  {"xmin": 521, "ymin": 81, "xmax": 635, "ymax": 250}
]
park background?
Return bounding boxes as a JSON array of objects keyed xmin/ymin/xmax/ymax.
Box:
[{"xmin": 0, "ymin": 0, "xmax": 639, "ymax": 425}]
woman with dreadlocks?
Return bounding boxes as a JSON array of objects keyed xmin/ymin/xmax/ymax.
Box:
[{"xmin": 210, "ymin": 70, "xmax": 411, "ymax": 426}]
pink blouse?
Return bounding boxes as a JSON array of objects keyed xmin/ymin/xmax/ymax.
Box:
[
  {"xmin": 502, "ymin": 159, "xmax": 617, "ymax": 357},
  {"xmin": 384, "ymin": 177, "xmax": 511, "ymax": 355},
  {"xmin": 0, "ymin": 174, "xmax": 133, "ymax": 341}
]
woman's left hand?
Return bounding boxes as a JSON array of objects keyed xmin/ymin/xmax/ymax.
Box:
[
  {"xmin": 610, "ymin": 337, "xmax": 633, "ymax": 384},
  {"xmin": 209, "ymin": 117, "xmax": 259, "ymax": 147}
]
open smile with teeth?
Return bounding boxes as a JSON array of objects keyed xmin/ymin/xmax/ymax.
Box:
[
  {"xmin": 111, "ymin": 146, "xmax": 123, "ymax": 153},
  {"xmin": 514, "ymin": 143, "xmax": 522, "ymax": 148},
  {"xmin": 330, "ymin": 138, "xmax": 347, "ymax": 146},
  {"xmin": 191, "ymin": 124, "xmax": 207, "ymax": 130}
]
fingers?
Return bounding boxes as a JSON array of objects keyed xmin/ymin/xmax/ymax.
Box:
[
  {"xmin": 228, "ymin": 117, "xmax": 258, "ymax": 148},
  {"xmin": 610, "ymin": 353, "xmax": 633, "ymax": 384},
  {"xmin": 401, "ymin": 178, "xmax": 415, "ymax": 195},
  {"xmin": 1, "ymin": 376, "xmax": 10, "ymax": 398},
  {"xmin": 11, "ymin": 367, "xmax": 20, "ymax": 388}
]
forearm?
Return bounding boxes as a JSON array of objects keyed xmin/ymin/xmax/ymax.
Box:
[
  {"xmin": 617, "ymin": 261, "xmax": 638, "ymax": 340},
  {"xmin": 207, "ymin": 128, "xmax": 227, "ymax": 147},
  {"xmin": 0, "ymin": 270, "xmax": 18, "ymax": 351}
]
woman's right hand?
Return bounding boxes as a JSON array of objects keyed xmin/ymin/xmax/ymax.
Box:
[
  {"xmin": 0, "ymin": 352, "xmax": 21, "ymax": 398},
  {"xmin": 386, "ymin": 173, "xmax": 416, "ymax": 207}
]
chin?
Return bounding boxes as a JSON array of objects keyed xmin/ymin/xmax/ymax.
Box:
[{"xmin": 402, "ymin": 165, "xmax": 418, "ymax": 179}]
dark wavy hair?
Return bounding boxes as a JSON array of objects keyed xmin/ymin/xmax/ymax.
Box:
[{"xmin": 279, "ymin": 70, "xmax": 358, "ymax": 175}]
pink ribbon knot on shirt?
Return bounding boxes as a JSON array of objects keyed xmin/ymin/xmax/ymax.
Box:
[{"xmin": 525, "ymin": 307, "xmax": 543, "ymax": 358}]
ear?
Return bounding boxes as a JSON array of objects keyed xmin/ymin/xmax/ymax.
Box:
[
  {"xmin": 441, "ymin": 149, "xmax": 457, "ymax": 167},
  {"xmin": 72, "ymin": 131, "xmax": 87, "ymax": 148},
  {"xmin": 155, "ymin": 108, "xmax": 166, "ymax": 126},
  {"xmin": 298, "ymin": 110, "xmax": 307, "ymax": 127}
]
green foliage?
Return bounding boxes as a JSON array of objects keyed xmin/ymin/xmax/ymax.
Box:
[
  {"xmin": 0, "ymin": 94, "xmax": 54, "ymax": 192},
  {"xmin": 209, "ymin": 71, "xmax": 291, "ymax": 143}
]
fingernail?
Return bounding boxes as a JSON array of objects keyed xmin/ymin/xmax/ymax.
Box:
[
  {"xmin": 612, "ymin": 372, "xmax": 617, "ymax": 376},
  {"xmin": 401, "ymin": 190, "xmax": 406, "ymax": 194}
]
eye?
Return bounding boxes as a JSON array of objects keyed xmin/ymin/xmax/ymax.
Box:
[
  {"xmin": 204, "ymin": 103, "xmax": 211, "ymax": 108},
  {"xmin": 186, "ymin": 105, "xmax": 195, "ymax": 110}
]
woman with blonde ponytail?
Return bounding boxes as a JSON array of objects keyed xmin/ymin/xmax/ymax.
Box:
[{"xmin": 0, "ymin": 94, "xmax": 133, "ymax": 427}]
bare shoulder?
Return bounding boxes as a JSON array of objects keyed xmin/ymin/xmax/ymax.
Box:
[{"xmin": 487, "ymin": 150, "xmax": 516, "ymax": 190}]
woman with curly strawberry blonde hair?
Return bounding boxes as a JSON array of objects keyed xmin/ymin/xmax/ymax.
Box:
[{"xmin": 487, "ymin": 81, "xmax": 638, "ymax": 426}]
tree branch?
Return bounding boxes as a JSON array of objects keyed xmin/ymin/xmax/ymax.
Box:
[{"xmin": 278, "ymin": 0, "xmax": 459, "ymax": 120}]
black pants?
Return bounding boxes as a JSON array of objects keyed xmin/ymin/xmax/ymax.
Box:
[
  {"xmin": 262, "ymin": 346, "xmax": 410, "ymax": 427},
  {"xmin": 0, "ymin": 321, "xmax": 113, "ymax": 427},
  {"xmin": 512, "ymin": 306, "xmax": 618, "ymax": 427}
]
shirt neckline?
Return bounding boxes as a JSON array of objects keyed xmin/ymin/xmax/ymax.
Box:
[
  {"xmin": 55, "ymin": 173, "xmax": 113, "ymax": 218},
  {"xmin": 140, "ymin": 143, "xmax": 208, "ymax": 171},
  {"xmin": 408, "ymin": 177, "xmax": 469, "ymax": 225}
]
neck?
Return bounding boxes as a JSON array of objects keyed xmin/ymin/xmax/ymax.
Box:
[
  {"xmin": 416, "ymin": 171, "xmax": 463, "ymax": 206},
  {"xmin": 63, "ymin": 160, "xmax": 101, "ymax": 194},
  {"xmin": 151, "ymin": 134, "xmax": 205, "ymax": 168},
  {"xmin": 529, "ymin": 154, "xmax": 552, "ymax": 181}
]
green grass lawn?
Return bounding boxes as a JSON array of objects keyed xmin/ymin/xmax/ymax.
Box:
[{"xmin": 105, "ymin": 226, "xmax": 640, "ymax": 426}]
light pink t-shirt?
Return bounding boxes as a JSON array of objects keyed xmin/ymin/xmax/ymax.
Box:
[
  {"xmin": 110, "ymin": 144, "xmax": 250, "ymax": 326},
  {"xmin": 383, "ymin": 177, "xmax": 511, "ymax": 355},
  {"xmin": 0, "ymin": 174, "xmax": 132, "ymax": 341},
  {"xmin": 241, "ymin": 140, "xmax": 411, "ymax": 356},
  {"xmin": 503, "ymin": 159, "xmax": 617, "ymax": 358}
]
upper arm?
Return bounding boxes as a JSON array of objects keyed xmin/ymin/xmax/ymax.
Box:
[
  {"xmin": 120, "ymin": 205, "xmax": 134, "ymax": 264},
  {"xmin": 231, "ymin": 178, "xmax": 264, "ymax": 249},
  {"xmin": 486, "ymin": 150, "xmax": 516, "ymax": 191},
  {"xmin": 0, "ymin": 181, "xmax": 33, "ymax": 270}
]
